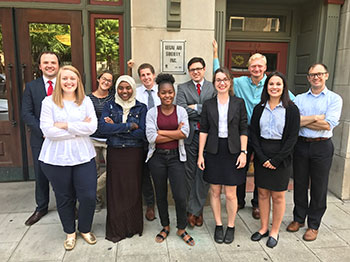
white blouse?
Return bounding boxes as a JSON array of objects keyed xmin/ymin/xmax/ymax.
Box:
[
  {"xmin": 218, "ymin": 97, "xmax": 229, "ymax": 138},
  {"xmin": 39, "ymin": 96, "xmax": 97, "ymax": 166}
]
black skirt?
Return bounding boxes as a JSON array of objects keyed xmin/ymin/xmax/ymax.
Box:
[
  {"xmin": 203, "ymin": 138, "xmax": 246, "ymax": 186},
  {"xmin": 254, "ymin": 138, "xmax": 291, "ymax": 191}
]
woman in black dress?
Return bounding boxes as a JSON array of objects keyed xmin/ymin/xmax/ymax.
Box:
[
  {"xmin": 197, "ymin": 67, "xmax": 248, "ymax": 244},
  {"xmin": 250, "ymin": 71, "xmax": 300, "ymax": 248}
]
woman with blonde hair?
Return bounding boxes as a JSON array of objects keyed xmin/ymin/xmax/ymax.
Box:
[{"xmin": 39, "ymin": 65, "xmax": 98, "ymax": 250}]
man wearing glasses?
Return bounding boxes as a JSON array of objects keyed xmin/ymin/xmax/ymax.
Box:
[
  {"xmin": 176, "ymin": 57, "xmax": 215, "ymax": 227},
  {"xmin": 286, "ymin": 63, "xmax": 342, "ymax": 241}
]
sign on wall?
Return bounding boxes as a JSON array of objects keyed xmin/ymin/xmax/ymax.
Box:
[{"xmin": 160, "ymin": 40, "xmax": 186, "ymax": 74}]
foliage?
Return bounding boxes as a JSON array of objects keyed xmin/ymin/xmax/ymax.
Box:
[{"xmin": 94, "ymin": 18, "xmax": 119, "ymax": 71}]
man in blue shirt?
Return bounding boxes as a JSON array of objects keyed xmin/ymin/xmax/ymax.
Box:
[{"xmin": 286, "ymin": 63, "xmax": 342, "ymax": 241}]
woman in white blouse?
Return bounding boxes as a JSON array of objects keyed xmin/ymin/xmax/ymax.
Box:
[{"xmin": 39, "ymin": 65, "xmax": 98, "ymax": 250}]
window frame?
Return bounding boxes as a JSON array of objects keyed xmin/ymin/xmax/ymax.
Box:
[
  {"xmin": 90, "ymin": 13, "xmax": 124, "ymax": 91},
  {"xmin": 89, "ymin": 0, "xmax": 122, "ymax": 6}
]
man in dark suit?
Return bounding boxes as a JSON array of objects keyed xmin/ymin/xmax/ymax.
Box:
[
  {"xmin": 22, "ymin": 51, "xmax": 60, "ymax": 226},
  {"xmin": 176, "ymin": 57, "xmax": 215, "ymax": 227}
]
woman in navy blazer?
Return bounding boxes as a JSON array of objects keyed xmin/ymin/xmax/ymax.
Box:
[{"xmin": 198, "ymin": 67, "xmax": 248, "ymax": 244}]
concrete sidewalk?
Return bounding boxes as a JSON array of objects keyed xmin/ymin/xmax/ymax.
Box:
[{"xmin": 0, "ymin": 181, "xmax": 349, "ymax": 262}]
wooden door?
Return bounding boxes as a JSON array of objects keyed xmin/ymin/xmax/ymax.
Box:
[
  {"xmin": 0, "ymin": 8, "xmax": 24, "ymax": 180},
  {"xmin": 225, "ymin": 41, "xmax": 288, "ymax": 78},
  {"xmin": 0, "ymin": 8, "xmax": 83, "ymax": 181}
]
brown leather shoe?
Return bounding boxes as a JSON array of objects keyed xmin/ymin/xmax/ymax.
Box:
[
  {"xmin": 24, "ymin": 210, "xmax": 48, "ymax": 226},
  {"xmin": 145, "ymin": 206, "xmax": 156, "ymax": 221},
  {"xmin": 303, "ymin": 228, "xmax": 318, "ymax": 241},
  {"xmin": 286, "ymin": 221, "xmax": 305, "ymax": 232},
  {"xmin": 252, "ymin": 207, "xmax": 260, "ymax": 220},
  {"xmin": 195, "ymin": 214, "xmax": 203, "ymax": 227},
  {"xmin": 187, "ymin": 213, "xmax": 196, "ymax": 227}
]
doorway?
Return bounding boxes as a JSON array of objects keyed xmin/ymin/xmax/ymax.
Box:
[
  {"xmin": 225, "ymin": 41, "xmax": 288, "ymax": 77},
  {"xmin": 0, "ymin": 8, "xmax": 83, "ymax": 181}
]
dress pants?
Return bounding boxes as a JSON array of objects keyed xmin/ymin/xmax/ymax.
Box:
[
  {"xmin": 40, "ymin": 159, "xmax": 97, "ymax": 234},
  {"xmin": 31, "ymin": 146, "xmax": 50, "ymax": 212},
  {"xmin": 185, "ymin": 131, "xmax": 209, "ymax": 216},
  {"xmin": 148, "ymin": 151, "xmax": 187, "ymax": 229},
  {"xmin": 91, "ymin": 139, "xmax": 107, "ymax": 200},
  {"xmin": 142, "ymin": 147, "xmax": 155, "ymax": 207},
  {"xmin": 293, "ymin": 138, "xmax": 334, "ymax": 230}
]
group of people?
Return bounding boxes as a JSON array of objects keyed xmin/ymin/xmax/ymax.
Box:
[{"xmin": 21, "ymin": 44, "xmax": 342, "ymax": 251}]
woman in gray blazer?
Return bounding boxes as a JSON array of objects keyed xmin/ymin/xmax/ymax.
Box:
[{"xmin": 198, "ymin": 67, "xmax": 248, "ymax": 244}]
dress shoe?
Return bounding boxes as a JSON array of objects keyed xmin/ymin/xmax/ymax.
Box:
[
  {"xmin": 266, "ymin": 235, "xmax": 279, "ymax": 248},
  {"xmin": 286, "ymin": 221, "xmax": 305, "ymax": 232},
  {"xmin": 80, "ymin": 232, "xmax": 97, "ymax": 245},
  {"xmin": 24, "ymin": 210, "xmax": 48, "ymax": 226},
  {"xmin": 187, "ymin": 213, "xmax": 196, "ymax": 227},
  {"xmin": 252, "ymin": 207, "xmax": 260, "ymax": 220},
  {"xmin": 64, "ymin": 234, "xmax": 76, "ymax": 250},
  {"xmin": 145, "ymin": 206, "xmax": 155, "ymax": 221},
  {"xmin": 224, "ymin": 226, "xmax": 235, "ymax": 244},
  {"xmin": 195, "ymin": 214, "xmax": 203, "ymax": 227},
  {"xmin": 214, "ymin": 225, "xmax": 224, "ymax": 244},
  {"xmin": 303, "ymin": 228, "xmax": 318, "ymax": 241},
  {"xmin": 237, "ymin": 204, "xmax": 245, "ymax": 211},
  {"xmin": 251, "ymin": 230, "xmax": 269, "ymax": 241}
]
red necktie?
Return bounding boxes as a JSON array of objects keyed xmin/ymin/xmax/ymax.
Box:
[
  {"xmin": 196, "ymin": 83, "xmax": 201, "ymax": 130},
  {"xmin": 47, "ymin": 80, "xmax": 53, "ymax": 96},
  {"xmin": 196, "ymin": 83, "xmax": 201, "ymax": 96}
]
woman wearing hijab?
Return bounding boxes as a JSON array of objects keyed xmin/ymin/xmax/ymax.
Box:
[{"xmin": 99, "ymin": 75, "xmax": 147, "ymax": 243}]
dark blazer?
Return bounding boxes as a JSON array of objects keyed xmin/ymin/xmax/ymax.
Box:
[
  {"xmin": 22, "ymin": 77, "xmax": 47, "ymax": 148},
  {"xmin": 200, "ymin": 96, "xmax": 248, "ymax": 154},
  {"xmin": 250, "ymin": 103, "xmax": 300, "ymax": 168},
  {"xmin": 176, "ymin": 79, "xmax": 215, "ymax": 144}
]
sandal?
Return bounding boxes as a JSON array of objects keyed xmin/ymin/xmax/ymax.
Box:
[
  {"xmin": 64, "ymin": 234, "xmax": 77, "ymax": 251},
  {"xmin": 155, "ymin": 228, "xmax": 169, "ymax": 243},
  {"xmin": 178, "ymin": 231, "xmax": 195, "ymax": 246}
]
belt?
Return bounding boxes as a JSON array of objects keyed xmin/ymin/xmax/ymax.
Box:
[
  {"xmin": 299, "ymin": 136, "xmax": 330, "ymax": 142},
  {"xmin": 155, "ymin": 148, "xmax": 178, "ymax": 155}
]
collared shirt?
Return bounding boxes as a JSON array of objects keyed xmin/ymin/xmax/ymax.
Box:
[
  {"xmin": 135, "ymin": 84, "xmax": 161, "ymax": 108},
  {"xmin": 218, "ymin": 97, "xmax": 229, "ymax": 138},
  {"xmin": 234, "ymin": 75, "xmax": 267, "ymax": 124},
  {"xmin": 193, "ymin": 79, "xmax": 204, "ymax": 111},
  {"xmin": 260, "ymin": 101, "xmax": 286, "ymax": 139},
  {"xmin": 294, "ymin": 87, "xmax": 343, "ymax": 138},
  {"xmin": 39, "ymin": 96, "xmax": 97, "ymax": 166},
  {"xmin": 234, "ymin": 75, "xmax": 295, "ymax": 124},
  {"xmin": 42, "ymin": 76, "xmax": 56, "ymax": 95}
]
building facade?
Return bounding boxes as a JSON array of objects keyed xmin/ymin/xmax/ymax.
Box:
[{"xmin": 0, "ymin": 0, "xmax": 349, "ymax": 199}]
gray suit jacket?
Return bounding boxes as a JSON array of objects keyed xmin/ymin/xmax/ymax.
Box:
[{"xmin": 176, "ymin": 79, "xmax": 215, "ymax": 144}]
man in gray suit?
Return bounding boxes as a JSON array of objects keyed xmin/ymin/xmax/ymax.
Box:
[{"xmin": 176, "ymin": 57, "xmax": 215, "ymax": 227}]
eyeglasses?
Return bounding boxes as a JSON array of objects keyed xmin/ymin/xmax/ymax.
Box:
[
  {"xmin": 215, "ymin": 78, "xmax": 230, "ymax": 83},
  {"xmin": 189, "ymin": 67, "xmax": 204, "ymax": 73},
  {"xmin": 307, "ymin": 72, "xmax": 328, "ymax": 79},
  {"xmin": 101, "ymin": 76, "xmax": 113, "ymax": 84}
]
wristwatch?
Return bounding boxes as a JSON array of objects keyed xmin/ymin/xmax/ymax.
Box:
[{"xmin": 240, "ymin": 150, "xmax": 248, "ymax": 154}]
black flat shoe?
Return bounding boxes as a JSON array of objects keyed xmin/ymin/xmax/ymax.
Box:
[
  {"xmin": 214, "ymin": 225, "xmax": 224, "ymax": 244},
  {"xmin": 251, "ymin": 230, "xmax": 269, "ymax": 241},
  {"xmin": 224, "ymin": 226, "xmax": 235, "ymax": 244},
  {"xmin": 266, "ymin": 235, "xmax": 279, "ymax": 248}
]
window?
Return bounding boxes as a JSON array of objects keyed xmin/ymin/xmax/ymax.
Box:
[
  {"xmin": 228, "ymin": 15, "xmax": 285, "ymax": 33},
  {"xmin": 90, "ymin": 14, "xmax": 123, "ymax": 91}
]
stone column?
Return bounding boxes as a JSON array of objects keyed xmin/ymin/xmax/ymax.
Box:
[{"xmin": 330, "ymin": 0, "xmax": 350, "ymax": 200}]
